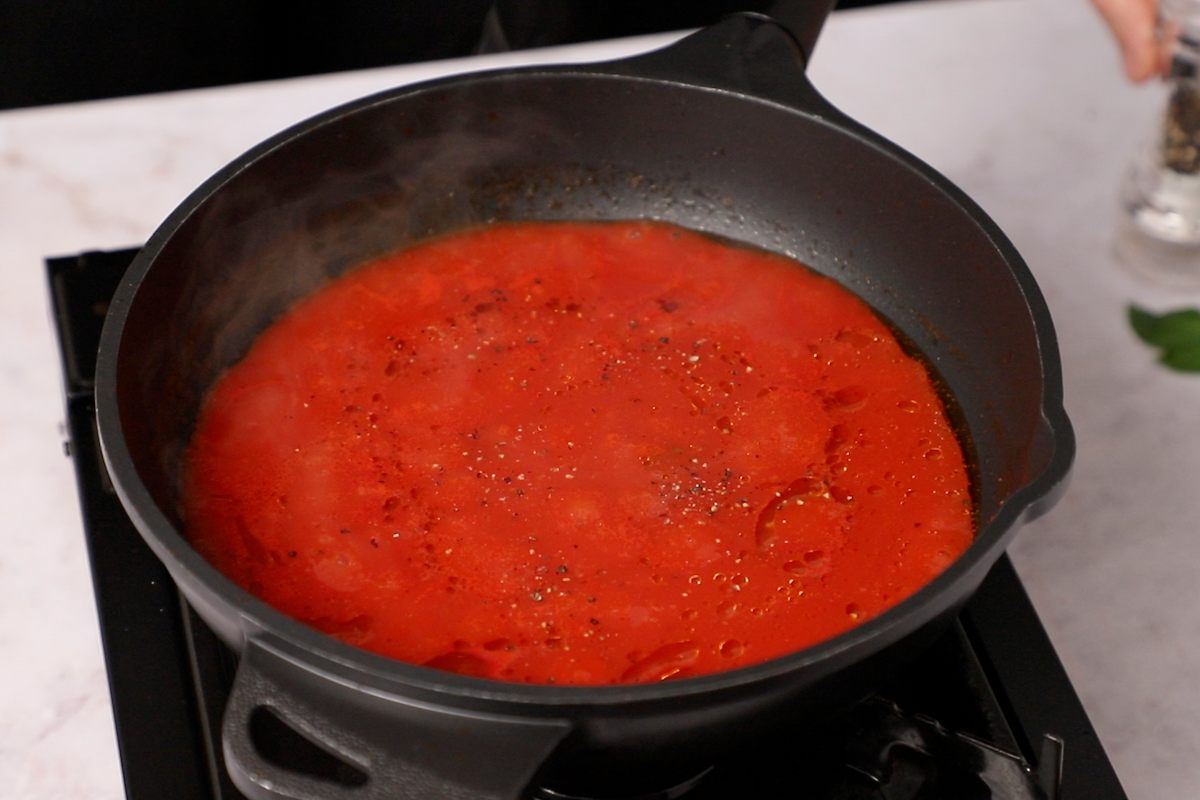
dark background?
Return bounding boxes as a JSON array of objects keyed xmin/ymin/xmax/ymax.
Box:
[{"xmin": 0, "ymin": 0, "xmax": 899, "ymax": 111}]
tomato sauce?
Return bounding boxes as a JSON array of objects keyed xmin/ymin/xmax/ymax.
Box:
[{"xmin": 183, "ymin": 221, "xmax": 973, "ymax": 685}]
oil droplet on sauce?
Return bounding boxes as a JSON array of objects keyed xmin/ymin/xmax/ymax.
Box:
[
  {"xmin": 719, "ymin": 639, "xmax": 745, "ymax": 658},
  {"xmin": 621, "ymin": 642, "xmax": 701, "ymax": 682},
  {"xmin": 183, "ymin": 220, "xmax": 974, "ymax": 686},
  {"xmin": 755, "ymin": 478, "xmax": 837, "ymax": 550}
]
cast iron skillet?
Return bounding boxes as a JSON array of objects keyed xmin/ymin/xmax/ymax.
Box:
[{"xmin": 95, "ymin": 3, "xmax": 1074, "ymax": 799}]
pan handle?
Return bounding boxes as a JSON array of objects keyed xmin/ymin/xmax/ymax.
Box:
[
  {"xmin": 222, "ymin": 636, "xmax": 572, "ymax": 800},
  {"xmin": 1019, "ymin": 408, "xmax": 1076, "ymax": 523},
  {"xmin": 596, "ymin": 1, "xmax": 841, "ymax": 112},
  {"xmin": 764, "ymin": 0, "xmax": 839, "ymax": 65}
]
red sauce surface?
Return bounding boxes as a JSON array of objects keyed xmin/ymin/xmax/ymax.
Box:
[{"xmin": 184, "ymin": 221, "xmax": 973, "ymax": 685}]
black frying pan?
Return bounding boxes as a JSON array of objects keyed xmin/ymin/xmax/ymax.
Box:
[{"xmin": 95, "ymin": 4, "xmax": 1073, "ymax": 799}]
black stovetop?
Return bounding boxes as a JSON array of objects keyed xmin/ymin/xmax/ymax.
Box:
[{"xmin": 48, "ymin": 248, "xmax": 1128, "ymax": 800}]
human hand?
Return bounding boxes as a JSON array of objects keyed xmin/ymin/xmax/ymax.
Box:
[{"xmin": 1090, "ymin": 0, "xmax": 1168, "ymax": 81}]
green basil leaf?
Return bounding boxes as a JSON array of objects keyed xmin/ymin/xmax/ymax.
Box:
[
  {"xmin": 1129, "ymin": 305, "xmax": 1200, "ymax": 348},
  {"xmin": 1161, "ymin": 344, "xmax": 1200, "ymax": 372},
  {"xmin": 1129, "ymin": 305, "xmax": 1162, "ymax": 342}
]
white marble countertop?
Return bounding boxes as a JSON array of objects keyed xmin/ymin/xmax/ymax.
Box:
[{"xmin": 2, "ymin": 0, "xmax": 1194, "ymax": 796}]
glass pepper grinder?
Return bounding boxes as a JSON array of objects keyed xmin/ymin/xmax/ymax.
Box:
[{"xmin": 1118, "ymin": 0, "xmax": 1200, "ymax": 286}]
